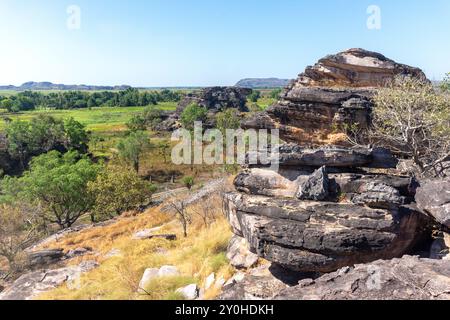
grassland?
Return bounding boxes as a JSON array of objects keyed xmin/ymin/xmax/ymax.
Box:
[
  {"xmin": 0, "ymin": 102, "xmax": 177, "ymax": 132},
  {"xmin": 37, "ymin": 193, "xmax": 235, "ymax": 300}
]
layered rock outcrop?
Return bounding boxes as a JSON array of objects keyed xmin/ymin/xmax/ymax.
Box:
[
  {"xmin": 242, "ymin": 48, "xmax": 428, "ymax": 144},
  {"xmin": 225, "ymin": 145, "xmax": 430, "ymax": 273},
  {"xmin": 220, "ymin": 256, "xmax": 450, "ymax": 300},
  {"xmin": 158, "ymin": 86, "xmax": 252, "ymax": 131},
  {"xmin": 177, "ymin": 87, "xmax": 252, "ymax": 114}
]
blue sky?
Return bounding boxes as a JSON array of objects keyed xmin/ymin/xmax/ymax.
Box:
[{"xmin": 0, "ymin": 0, "xmax": 449, "ymax": 86}]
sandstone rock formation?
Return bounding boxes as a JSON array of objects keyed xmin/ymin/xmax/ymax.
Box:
[
  {"xmin": 242, "ymin": 48, "xmax": 428, "ymax": 145},
  {"xmin": 177, "ymin": 87, "xmax": 252, "ymax": 114},
  {"xmin": 275, "ymin": 256, "xmax": 450, "ymax": 300},
  {"xmin": 0, "ymin": 261, "xmax": 98, "ymax": 300},
  {"xmin": 225, "ymin": 145, "xmax": 430, "ymax": 273},
  {"xmin": 416, "ymin": 178, "xmax": 450, "ymax": 229},
  {"xmin": 220, "ymin": 256, "xmax": 450, "ymax": 300}
]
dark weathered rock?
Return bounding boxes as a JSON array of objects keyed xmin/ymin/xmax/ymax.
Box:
[
  {"xmin": 296, "ymin": 166, "xmax": 329, "ymax": 201},
  {"xmin": 28, "ymin": 249, "xmax": 65, "ymax": 268},
  {"xmin": 429, "ymin": 232, "xmax": 450, "ymax": 260},
  {"xmin": 249, "ymin": 144, "xmax": 398, "ymax": 169},
  {"xmin": 242, "ymin": 48, "xmax": 429, "ymax": 145},
  {"xmin": 349, "ymin": 182, "xmax": 406, "ymax": 209},
  {"xmin": 177, "ymin": 87, "xmax": 252, "ymax": 114},
  {"xmin": 275, "ymin": 256, "xmax": 450, "ymax": 300},
  {"xmin": 225, "ymin": 193, "xmax": 430, "ymax": 273},
  {"xmin": 416, "ymin": 178, "xmax": 450, "ymax": 228}
]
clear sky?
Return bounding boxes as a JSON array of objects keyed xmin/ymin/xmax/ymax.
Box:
[{"xmin": 0, "ymin": 0, "xmax": 449, "ymax": 87}]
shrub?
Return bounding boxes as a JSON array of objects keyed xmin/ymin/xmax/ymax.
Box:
[
  {"xmin": 369, "ymin": 76, "xmax": 450, "ymax": 177},
  {"xmin": 0, "ymin": 204, "xmax": 41, "ymax": 272},
  {"xmin": 180, "ymin": 103, "xmax": 207, "ymax": 131},
  {"xmin": 88, "ymin": 165, "xmax": 157, "ymax": 222}
]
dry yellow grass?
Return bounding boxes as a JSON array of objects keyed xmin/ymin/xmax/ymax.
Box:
[{"xmin": 37, "ymin": 195, "xmax": 233, "ymax": 300}]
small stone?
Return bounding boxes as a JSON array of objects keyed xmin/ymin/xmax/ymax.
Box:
[
  {"xmin": 204, "ymin": 273, "xmax": 215, "ymax": 290},
  {"xmin": 176, "ymin": 284, "xmax": 199, "ymax": 300},
  {"xmin": 137, "ymin": 268, "xmax": 159, "ymax": 294},
  {"xmin": 132, "ymin": 227, "xmax": 162, "ymax": 240}
]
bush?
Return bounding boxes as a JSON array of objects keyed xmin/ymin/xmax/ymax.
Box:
[
  {"xmin": 216, "ymin": 108, "xmax": 241, "ymax": 134},
  {"xmin": 0, "ymin": 204, "xmax": 41, "ymax": 272},
  {"xmin": 182, "ymin": 176, "xmax": 195, "ymax": 190},
  {"xmin": 369, "ymin": 76, "xmax": 450, "ymax": 177},
  {"xmin": 117, "ymin": 131, "xmax": 152, "ymax": 173},
  {"xmin": 180, "ymin": 103, "xmax": 207, "ymax": 131},
  {"xmin": 248, "ymin": 90, "xmax": 261, "ymax": 103},
  {"xmin": 88, "ymin": 165, "xmax": 157, "ymax": 222}
]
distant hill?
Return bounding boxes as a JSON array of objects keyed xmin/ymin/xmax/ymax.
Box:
[
  {"xmin": 235, "ymin": 78, "xmax": 291, "ymax": 89},
  {"xmin": 0, "ymin": 82, "xmax": 132, "ymax": 91}
]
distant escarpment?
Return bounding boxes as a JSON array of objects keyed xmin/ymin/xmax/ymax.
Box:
[
  {"xmin": 242, "ymin": 48, "xmax": 429, "ymax": 145},
  {"xmin": 0, "ymin": 82, "xmax": 132, "ymax": 91},
  {"xmin": 235, "ymin": 78, "xmax": 291, "ymax": 89}
]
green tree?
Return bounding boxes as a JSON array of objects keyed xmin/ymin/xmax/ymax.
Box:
[
  {"xmin": 248, "ymin": 90, "xmax": 261, "ymax": 103},
  {"xmin": 269, "ymin": 88, "xmax": 283, "ymax": 99},
  {"xmin": 216, "ymin": 108, "xmax": 241, "ymax": 134},
  {"xmin": 180, "ymin": 103, "xmax": 208, "ymax": 131},
  {"xmin": 64, "ymin": 117, "xmax": 90, "ymax": 151},
  {"xmin": 1, "ymin": 151, "xmax": 100, "ymax": 229},
  {"xmin": 1, "ymin": 98, "xmax": 14, "ymax": 112},
  {"xmin": 117, "ymin": 131, "xmax": 152, "ymax": 173},
  {"xmin": 5, "ymin": 120, "xmax": 33, "ymax": 169},
  {"xmin": 87, "ymin": 165, "xmax": 157, "ymax": 222},
  {"xmin": 157, "ymin": 141, "xmax": 171, "ymax": 163},
  {"xmin": 5, "ymin": 115, "xmax": 89, "ymax": 170},
  {"xmin": 126, "ymin": 115, "xmax": 147, "ymax": 132}
]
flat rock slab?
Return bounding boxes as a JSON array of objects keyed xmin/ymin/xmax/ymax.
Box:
[
  {"xmin": 275, "ymin": 256, "xmax": 450, "ymax": 300},
  {"xmin": 225, "ymin": 193, "xmax": 429, "ymax": 273},
  {"xmin": 248, "ymin": 144, "xmax": 398, "ymax": 169},
  {"xmin": 0, "ymin": 261, "xmax": 98, "ymax": 300}
]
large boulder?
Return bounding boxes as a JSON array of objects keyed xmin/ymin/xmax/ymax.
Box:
[
  {"xmin": 177, "ymin": 87, "xmax": 252, "ymax": 114},
  {"xmin": 416, "ymin": 178, "xmax": 450, "ymax": 228},
  {"xmin": 242, "ymin": 48, "xmax": 428, "ymax": 145},
  {"xmin": 225, "ymin": 193, "xmax": 429, "ymax": 273},
  {"xmin": 275, "ymin": 256, "xmax": 450, "ymax": 300}
]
